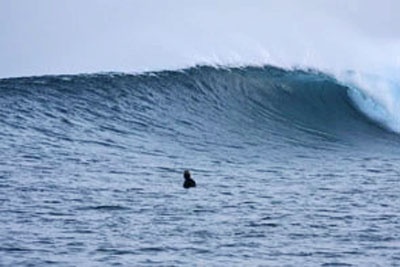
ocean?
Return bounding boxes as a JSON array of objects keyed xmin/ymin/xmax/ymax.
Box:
[{"xmin": 0, "ymin": 65, "xmax": 399, "ymax": 266}]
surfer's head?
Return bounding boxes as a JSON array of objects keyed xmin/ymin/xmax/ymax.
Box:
[{"xmin": 184, "ymin": 170, "xmax": 191, "ymax": 179}]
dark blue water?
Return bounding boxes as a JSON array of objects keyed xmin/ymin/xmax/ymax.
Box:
[{"xmin": 0, "ymin": 66, "xmax": 399, "ymax": 266}]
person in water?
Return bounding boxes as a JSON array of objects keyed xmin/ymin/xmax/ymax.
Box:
[{"xmin": 183, "ymin": 170, "xmax": 196, "ymax": 189}]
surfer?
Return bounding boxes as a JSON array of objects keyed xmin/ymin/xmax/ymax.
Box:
[{"xmin": 183, "ymin": 170, "xmax": 196, "ymax": 189}]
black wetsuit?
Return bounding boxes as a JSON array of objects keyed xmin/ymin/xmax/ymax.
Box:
[{"xmin": 183, "ymin": 177, "xmax": 196, "ymax": 188}]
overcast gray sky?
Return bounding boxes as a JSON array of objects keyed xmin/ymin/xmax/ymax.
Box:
[{"xmin": 1, "ymin": 0, "xmax": 399, "ymax": 78}]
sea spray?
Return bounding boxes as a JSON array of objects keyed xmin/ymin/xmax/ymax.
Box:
[{"xmin": 337, "ymin": 70, "xmax": 400, "ymax": 133}]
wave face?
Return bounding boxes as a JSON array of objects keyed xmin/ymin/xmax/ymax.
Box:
[
  {"xmin": 1, "ymin": 65, "xmax": 397, "ymax": 149},
  {"xmin": 0, "ymin": 66, "xmax": 399, "ymax": 173},
  {"xmin": 1, "ymin": 65, "xmax": 400, "ymax": 266}
]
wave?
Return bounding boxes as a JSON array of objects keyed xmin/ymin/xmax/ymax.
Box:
[
  {"xmin": 2, "ymin": 3, "xmax": 399, "ymax": 139},
  {"xmin": 0, "ymin": 65, "xmax": 399, "ymax": 156}
]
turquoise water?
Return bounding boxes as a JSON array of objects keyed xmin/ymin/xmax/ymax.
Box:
[{"xmin": 0, "ymin": 66, "xmax": 399, "ymax": 266}]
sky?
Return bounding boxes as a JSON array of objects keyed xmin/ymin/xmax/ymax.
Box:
[{"xmin": 1, "ymin": 0, "xmax": 400, "ymax": 78}]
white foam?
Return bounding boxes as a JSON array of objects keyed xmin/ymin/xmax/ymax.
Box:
[{"xmin": 338, "ymin": 70, "xmax": 400, "ymax": 133}]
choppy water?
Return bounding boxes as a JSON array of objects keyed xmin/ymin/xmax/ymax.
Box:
[{"xmin": 0, "ymin": 66, "xmax": 399, "ymax": 266}]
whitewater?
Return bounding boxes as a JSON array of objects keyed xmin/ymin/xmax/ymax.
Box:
[{"xmin": 1, "ymin": 1, "xmax": 400, "ymax": 266}]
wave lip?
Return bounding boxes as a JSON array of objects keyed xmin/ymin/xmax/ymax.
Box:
[{"xmin": 338, "ymin": 71, "xmax": 400, "ymax": 134}]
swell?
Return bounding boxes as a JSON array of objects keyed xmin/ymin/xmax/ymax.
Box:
[{"xmin": 0, "ymin": 65, "xmax": 398, "ymax": 156}]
